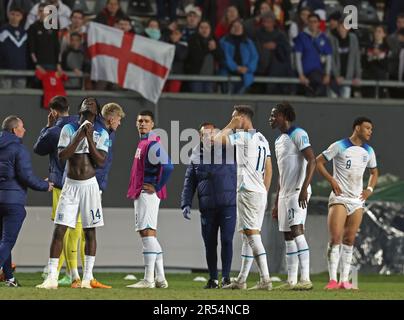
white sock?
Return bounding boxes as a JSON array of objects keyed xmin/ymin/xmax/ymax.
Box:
[
  {"xmin": 285, "ymin": 240, "xmax": 299, "ymax": 285},
  {"xmin": 295, "ymin": 234, "xmax": 310, "ymax": 282},
  {"xmin": 340, "ymin": 244, "xmax": 353, "ymax": 282},
  {"xmin": 154, "ymin": 238, "xmax": 165, "ymax": 282},
  {"xmin": 71, "ymin": 268, "xmax": 80, "ymax": 280},
  {"xmin": 48, "ymin": 258, "xmax": 59, "ymax": 280},
  {"xmin": 142, "ymin": 236, "xmax": 158, "ymax": 283},
  {"xmin": 83, "ymin": 255, "xmax": 95, "ymax": 281},
  {"xmin": 327, "ymin": 243, "xmax": 341, "ymax": 281},
  {"xmin": 247, "ymin": 234, "xmax": 270, "ymax": 282},
  {"xmin": 237, "ymin": 234, "xmax": 254, "ymax": 283}
]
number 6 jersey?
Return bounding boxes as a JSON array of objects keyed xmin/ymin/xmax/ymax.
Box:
[{"xmin": 321, "ymin": 138, "xmax": 377, "ymax": 198}]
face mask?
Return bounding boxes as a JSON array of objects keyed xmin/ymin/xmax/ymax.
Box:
[{"xmin": 145, "ymin": 28, "xmax": 161, "ymax": 40}]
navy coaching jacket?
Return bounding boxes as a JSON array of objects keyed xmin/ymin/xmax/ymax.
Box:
[
  {"xmin": 33, "ymin": 115, "xmax": 77, "ymax": 189},
  {"xmin": 0, "ymin": 131, "xmax": 49, "ymax": 205},
  {"xmin": 181, "ymin": 145, "xmax": 237, "ymax": 213}
]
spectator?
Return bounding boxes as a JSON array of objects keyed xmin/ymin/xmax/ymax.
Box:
[
  {"xmin": 6, "ymin": 0, "xmax": 33, "ymax": 18},
  {"xmin": 28, "ymin": 3, "xmax": 62, "ymax": 73},
  {"xmin": 384, "ymin": 0, "xmax": 404, "ymax": 34},
  {"xmin": 388, "ymin": 28, "xmax": 404, "ymax": 98},
  {"xmin": 253, "ymin": 0, "xmax": 293, "ymax": 30},
  {"xmin": 61, "ymin": 32, "xmax": 87, "ymax": 89},
  {"xmin": 162, "ymin": 19, "xmax": 179, "ymax": 42},
  {"xmin": 214, "ymin": 5, "xmax": 240, "ymax": 40},
  {"xmin": 163, "ymin": 29, "xmax": 188, "ymax": 93},
  {"xmin": 255, "ymin": 11, "xmax": 293, "ymax": 95},
  {"xmin": 181, "ymin": 4, "xmax": 202, "ymax": 42},
  {"xmin": 362, "ymin": 25, "xmax": 389, "ymax": 98},
  {"xmin": 387, "ymin": 13, "xmax": 404, "ymax": 54},
  {"xmin": 288, "ymin": 6, "xmax": 311, "ymax": 46},
  {"xmin": 94, "ymin": 0, "xmax": 125, "ymax": 27},
  {"xmin": 59, "ymin": 10, "xmax": 87, "ymax": 53},
  {"xmin": 327, "ymin": 11, "xmax": 342, "ymax": 38},
  {"xmin": 329, "ymin": 20, "xmax": 361, "ymax": 98},
  {"xmin": 116, "ymin": 16, "xmax": 134, "ymax": 34},
  {"xmin": 297, "ymin": 0, "xmax": 326, "ymax": 32},
  {"xmin": 25, "ymin": 0, "xmax": 72, "ymax": 30},
  {"xmin": 185, "ymin": 20, "xmax": 223, "ymax": 93},
  {"xmin": 294, "ymin": 13, "xmax": 332, "ymax": 97},
  {"xmin": 0, "ymin": 7, "xmax": 28, "ymax": 89},
  {"xmin": 156, "ymin": 0, "xmax": 178, "ymax": 22},
  {"xmin": 143, "ymin": 18, "xmax": 162, "ymax": 41},
  {"xmin": 202, "ymin": 0, "xmax": 250, "ymax": 29},
  {"xmin": 244, "ymin": 0, "xmax": 271, "ymax": 39},
  {"xmin": 63, "ymin": 0, "xmax": 89, "ymax": 12},
  {"xmin": 219, "ymin": 19, "xmax": 258, "ymax": 94}
]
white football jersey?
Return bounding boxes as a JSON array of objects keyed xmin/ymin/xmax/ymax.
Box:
[
  {"xmin": 229, "ymin": 130, "xmax": 271, "ymax": 194},
  {"xmin": 275, "ymin": 126, "xmax": 312, "ymax": 198},
  {"xmin": 322, "ymin": 138, "xmax": 377, "ymax": 198},
  {"xmin": 58, "ymin": 122, "xmax": 109, "ymax": 154}
]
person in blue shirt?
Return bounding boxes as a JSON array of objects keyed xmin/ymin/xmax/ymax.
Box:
[
  {"xmin": 294, "ymin": 13, "xmax": 332, "ymax": 96},
  {"xmin": 0, "ymin": 115, "xmax": 53, "ymax": 287},
  {"xmin": 181, "ymin": 122, "xmax": 237, "ymax": 289}
]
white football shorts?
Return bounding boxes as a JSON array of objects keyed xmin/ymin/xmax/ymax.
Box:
[
  {"xmin": 278, "ymin": 192, "xmax": 311, "ymax": 232},
  {"xmin": 328, "ymin": 192, "xmax": 364, "ymax": 215},
  {"xmin": 237, "ymin": 189, "xmax": 267, "ymax": 232},
  {"xmin": 54, "ymin": 177, "xmax": 104, "ymax": 229},
  {"xmin": 134, "ymin": 191, "xmax": 161, "ymax": 231}
]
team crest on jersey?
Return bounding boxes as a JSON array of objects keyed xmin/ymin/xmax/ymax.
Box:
[
  {"xmin": 58, "ymin": 213, "xmax": 64, "ymax": 221},
  {"xmin": 135, "ymin": 148, "xmax": 142, "ymax": 159}
]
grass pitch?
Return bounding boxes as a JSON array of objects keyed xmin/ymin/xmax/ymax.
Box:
[{"xmin": 0, "ymin": 272, "xmax": 404, "ymax": 300}]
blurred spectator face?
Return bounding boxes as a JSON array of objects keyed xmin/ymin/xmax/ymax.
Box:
[
  {"xmin": 397, "ymin": 17, "xmax": 404, "ymax": 31},
  {"xmin": 71, "ymin": 12, "xmax": 84, "ymax": 29},
  {"xmin": 259, "ymin": 2, "xmax": 271, "ymax": 15},
  {"xmin": 8, "ymin": 10, "xmax": 23, "ymax": 27},
  {"xmin": 398, "ymin": 33, "xmax": 404, "ymax": 45},
  {"xmin": 198, "ymin": 21, "xmax": 212, "ymax": 38},
  {"xmin": 299, "ymin": 9, "xmax": 311, "ymax": 25},
  {"xmin": 308, "ymin": 16, "xmax": 320, "ymax": 33},
  {"xmin": 38, "ymin": 6, "xmax": 47, "ymax": 21},
  {"xmin": 118, "ymin": 20, "xmax": 132, "ymax": 32},
  {"xmin": 226, "ymin": 6, "xmax": 239, "ymax": 24},
  {"xmin": 262, "ymin": 17, "xmax": 275, "ymax": 31},
  {"xmin": 70, "ymin": 35, "xmax": 82, "ymax": 50},
  {"xmin": 170, "ymin": 29, "xmax": 182, "ymax": 43},
  {"xmin": 168, "ymin": 20, "xmax": 178, "ymax": 32},
  {"xmin": 107, "ymin": 0, "xmax": 120, "ymax": 16},
  {"xmin": 374, "ymin": 26, "xmax": 386, "ymax": 43},
  {"xmin": 329, "ymin": 18, "xmax": 339, "ymax": 31},
  {"xmin": 230, "ymin": 21, "xmax": 244, "ymax": 36},
  {"xmin": 148, "ymin": 20, "xmax": 160, "ymax": 30},
  {"xmin": 186, "ymin": 12, "xmax": 201, "ymax": 29}
]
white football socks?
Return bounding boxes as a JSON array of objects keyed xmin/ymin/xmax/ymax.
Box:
[
  {"xmin": 154, "ymin": 238, "xmax": 165, "ymax": 282},
  {"xmin": 295, "ymin": 234, "xmax": 310, "ymax": 282},
  {"xmin": 71, "ymin": 268, "xmax": 80, "ymax": 280},
  {"xmin": 237, "ymin": 234, "xmax": 254, "ymax": 283},
  {"xmin": 48, "ymin": 258, "xmax": 59, "ymax": 280},
  {"xmin": 247, "ymin": 234, "xmax": 270, "ymax": 282},
  {"xmin": 327, "ymin": 243, "xmax": 341, "ymax": 281},
  {"xmin": 340, "ymin": 244, "xmax": 354, "ymax": 282},
  {"xmin": 83, "ymin": 255, "xmax": 95, "ymax": 281},
  {"xmin": 142, "ymin": 236, "xmax": 157, "ymax": 283},
  {"xmin": 285, "ymin": 240, "xmax": 299, "ymax": 285}
]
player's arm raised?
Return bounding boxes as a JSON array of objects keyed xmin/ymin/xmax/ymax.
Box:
[
  {"xmin": 316, "ymin": 154, "xmax": 342, "ymax": 196},
  {"xmin": 214, "ymin": 116, "xmax": 242, "ymax": 145},
  {"xmin": 85, "ymin": 124, "xmax": 107, "ymax": 167},
  {"xmin": 360, "ymin": 167, "xmax": 378, "ymax": 201},
  {"xmin": 299, "ymin": 147, "xmax": 316, "ymax": 209}
]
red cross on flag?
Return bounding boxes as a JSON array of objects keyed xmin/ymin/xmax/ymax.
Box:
[{"xmin": 87, "ymin": 22, "xmax": 175, "ymax": 103}]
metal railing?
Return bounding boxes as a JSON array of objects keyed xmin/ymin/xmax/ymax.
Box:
[{"xmin": 0, "ymin": 69, "xmax": 403, "ymax": 99}]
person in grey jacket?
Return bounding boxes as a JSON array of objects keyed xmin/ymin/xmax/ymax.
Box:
[{"xmin": 329, "ymin": 21, "xmax": 361, "ymax": 98}]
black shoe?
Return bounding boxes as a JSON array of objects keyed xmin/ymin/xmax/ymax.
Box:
[
  {"xmin": 4, "ymin": 278, "xmax": 20, "ymax": 287},
  {"xmin": 204, "ymin": 279, "xmax": 219, "ymax": 289},
  {"xmin": 221, "ymin": 278, "xmax": 231, "ymax": 288}
]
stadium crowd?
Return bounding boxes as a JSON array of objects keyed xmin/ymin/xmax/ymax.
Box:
[{"xmin": 0, "ymin": 0, "xmax": 403, "ymax": 98}]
